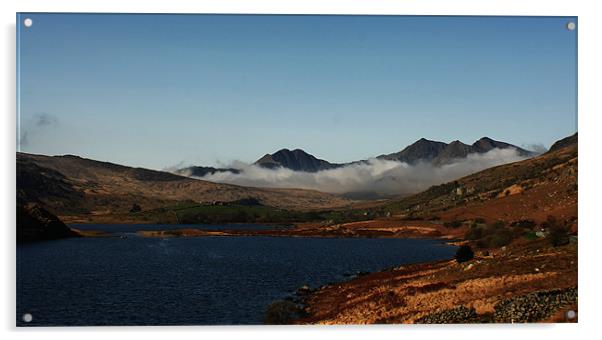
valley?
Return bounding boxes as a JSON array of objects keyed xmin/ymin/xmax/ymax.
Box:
[{"xmin": 16, "ymin": 133, "xmax": 578, "ymax": 324}]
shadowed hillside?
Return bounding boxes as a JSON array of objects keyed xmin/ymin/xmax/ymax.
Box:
[{"xmin": 17, "ymin": 153, "xmax": 353, "ymax": 222}]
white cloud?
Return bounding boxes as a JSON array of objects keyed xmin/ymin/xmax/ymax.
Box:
[{"xmin": 182, "ymin": 148, "xmax": 529, "ymax": 196}]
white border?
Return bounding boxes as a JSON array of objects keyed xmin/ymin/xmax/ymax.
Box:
[{"xmin": 2, "ymin": 1, "xmax": 600, "ymax": 340}]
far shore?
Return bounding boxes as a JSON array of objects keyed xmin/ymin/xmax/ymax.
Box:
[{"xmin": 120, "ymin": 218, "xmax": 465, "ymax": 240}]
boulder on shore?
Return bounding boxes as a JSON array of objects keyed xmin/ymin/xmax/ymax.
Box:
[{"xmin": 17, "ymin": 203, "xmax": 79, "ymax": 243}]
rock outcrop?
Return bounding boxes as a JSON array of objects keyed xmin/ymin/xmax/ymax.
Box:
[{"xmin": 17, "ymin": 203, "xmax": 79, "ymax": 243}]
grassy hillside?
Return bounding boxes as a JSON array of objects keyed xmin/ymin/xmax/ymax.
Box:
[
  {"xmin": 128, "ymin": 200, "xmax": 368, "ymax": 225},
  {"xmin": 17, "ymin": 153, "xmax": 353, "ymax": 223},
  {"xmin": 377, "ymin": 136, "xmax": 577, "ymax": 225}
]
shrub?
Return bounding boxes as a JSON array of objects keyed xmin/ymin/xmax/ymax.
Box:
[
  {"xmin": 489, "ymin": 228, "xmax": 513, "ymax": 247},
  {"xmin": 523, "ymin": 231, "xmax": 538, "ymax": 240},
  {"xmin": 510, "ymin": 219, "xmax": 536, "ymax": 229},
  {"xmin": 455, "ymin": 245, "xmax": 474, "ymax": 263},
  {"xmin": 491, "ymin": 220, "xmax": 506, "ymax": 229},
  {"xmin": 475, "ymin": 239, "xmax": 489, "ymax": 249},
  {"xmin": 540, "ymin": 215, "xmax": 570, "ymax": 246},
  {"xmin": 464, "ymin": 226, "xmax": 484, "ymax": 240},
  {"xmin": 541, "ymin": 215, "xmax": 557, "ymax": 229},
  {"xmin": 548, "ymin": 225, "xmax": 570, "ymax": 247},
  {"xmin": 444, "ymin": 220, "xmax": 463, "ymax": 229},
  {"xmin": 264, "ymin": 300, "xmax": 303, "ymax": 325}
]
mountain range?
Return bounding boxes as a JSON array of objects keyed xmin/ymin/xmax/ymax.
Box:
[
  {"xmin": 16, "ymin": 133, "xmax": 576, "ymax": 226},
  {"xmin": 378, "ymin": 137, "xmax": 534, "ymax": 165},
  {"xmin": 179, "ymin": 137, "xmax": 536, "ymax": 175}
]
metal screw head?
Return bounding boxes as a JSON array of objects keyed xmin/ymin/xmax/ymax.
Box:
[
  {"xmin": 567, "ymin": 22, "xmax": 576, "ymax": 31},
  {"xmin": 23, "ymin": 18, "xmax": 33, "ymax": 27},
  {"xmin": 566, "ymin": 310, "xmax": 576, "ymax": 320},
  {"xmin": 22, "ymin": 313, "xmax": 33, "ymax": 322}
]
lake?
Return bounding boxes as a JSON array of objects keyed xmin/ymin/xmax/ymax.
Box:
[{"xmin": 17, "ymin": 225, "xmax": 456, "ymax": 326}]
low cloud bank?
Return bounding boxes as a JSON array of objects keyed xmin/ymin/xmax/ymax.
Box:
[{"xmin": 184, "ymin": 148, "xmax": 530, "ymax": 196}]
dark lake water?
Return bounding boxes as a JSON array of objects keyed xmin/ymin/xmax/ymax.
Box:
[
  {"xmin": 17, "ymin": 225, "xmax": 456, "ymax": 326},
  {"xmin": 71, "ymin": 223, "xmax": 291, "ymax": 233}
]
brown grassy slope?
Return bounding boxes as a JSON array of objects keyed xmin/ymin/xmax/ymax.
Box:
[
  {"xmin": 292, "ymin": 136, "xmax": 577, "ymax": 240},
  {"xmin": 300, "ymin": 135, "xmax": 578, "ymax": 324},
  {"xmin": 301, "ymin": 239, "xmax": 577, "ymax": 324},
  {"xmin": 381, "ymin": 137, "xmax": 577, "ymax": 226},
  {"xmin": 17, "ymin": 153, "xmax": 353, "ymax": 219}
]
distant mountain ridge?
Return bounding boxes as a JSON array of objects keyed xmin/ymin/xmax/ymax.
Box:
[
  {"xmin": 254, "ymin": 149, "xmax": 343, "ymax": 172},
  {"xmin": 251, "ymin": 137, "xmax": 535, "ymax": 172},
  {"xmin": 378, "ymin": 138, "xmax": 448, "ymax": 164},
  {"xmin": 378, "ymin": 137, "xmax": 534, "ymax": 165},
  {"xmin": 178, "ymin": 137, "xmax": 536, "ymax": 174}
]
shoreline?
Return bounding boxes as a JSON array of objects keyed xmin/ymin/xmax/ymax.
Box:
[
  {"xmin": 296, "ymin": 238, "xmax": 577, "ymax": 324},
  {"xmin": 60, "ymin": 219, "xmax": 577, "ymax": 324},
  {"xmin": 132, "ymin": 219, "xmax": 464, "ymax": 240},
  {"xmin": 25, "ymin": 220, "xmax": 577, "ymax": 324}
]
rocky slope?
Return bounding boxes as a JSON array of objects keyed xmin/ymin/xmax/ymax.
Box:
[
  {"xmin": 300, "ymin": 239, "xmax": 577, "ymax": 324},
  {"xmin": 17, "ymin": 203, "xmax": 80, "ymax": 242}
]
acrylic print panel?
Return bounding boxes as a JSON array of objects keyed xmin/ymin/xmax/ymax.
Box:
[{"xmin": 16, "ymin": 13, "xmax": 577, "ymax": 326}]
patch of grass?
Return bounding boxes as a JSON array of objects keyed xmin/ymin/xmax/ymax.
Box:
[
  {"xmin": 523, "ymin": 231, "xmax": 538, "ymax": 240},
  {"xmin": 137, "ymin": 201, "xmax": 370, "ymax": 225}
]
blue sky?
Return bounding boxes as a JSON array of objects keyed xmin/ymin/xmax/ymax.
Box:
[{"xmin": 17, "ymin": 14, "xmax": 577, "ymax": 170}]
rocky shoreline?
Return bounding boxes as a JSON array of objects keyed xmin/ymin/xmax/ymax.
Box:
[
  {"xmin": 414, "ymin": 287, "xmax": 577, "ymax": 323},
  {"xmin": 297, "ymin": 239, "xmax": 577, "ymax": 324}
]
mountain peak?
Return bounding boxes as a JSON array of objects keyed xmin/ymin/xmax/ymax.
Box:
[
  {"xmin": 379, "ymin": 138, "xmax": 448, "ymax": 164},
  {"xmin": 431, "ymin": 140, "xmax": 474, "ymax": 164},
  {"xmin": 472, "ymin": 137, "xmax": 500, "ymax": 151},
  {"xmin": 255, "ymin": 148, "xmax": 339, "ymax": 172},
  {"xmin": 471, "ymin": 137, "xmax": 534, "ymax": 156}
]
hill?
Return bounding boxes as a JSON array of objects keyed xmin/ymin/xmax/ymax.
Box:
[
  {"xmin": 380, "ymin": 133, "xmax": 577, "ymax": 225},
  {"xmin": 17, "ymin": 153, "xmax": 353, "ymax": 223},
  {"xmin": 299, "ymin": 133, "xmax": 578, "ymax": 325},
  {"xmin": 547, "ymin": 133, "xmax": 578, "ymax": 153}
]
